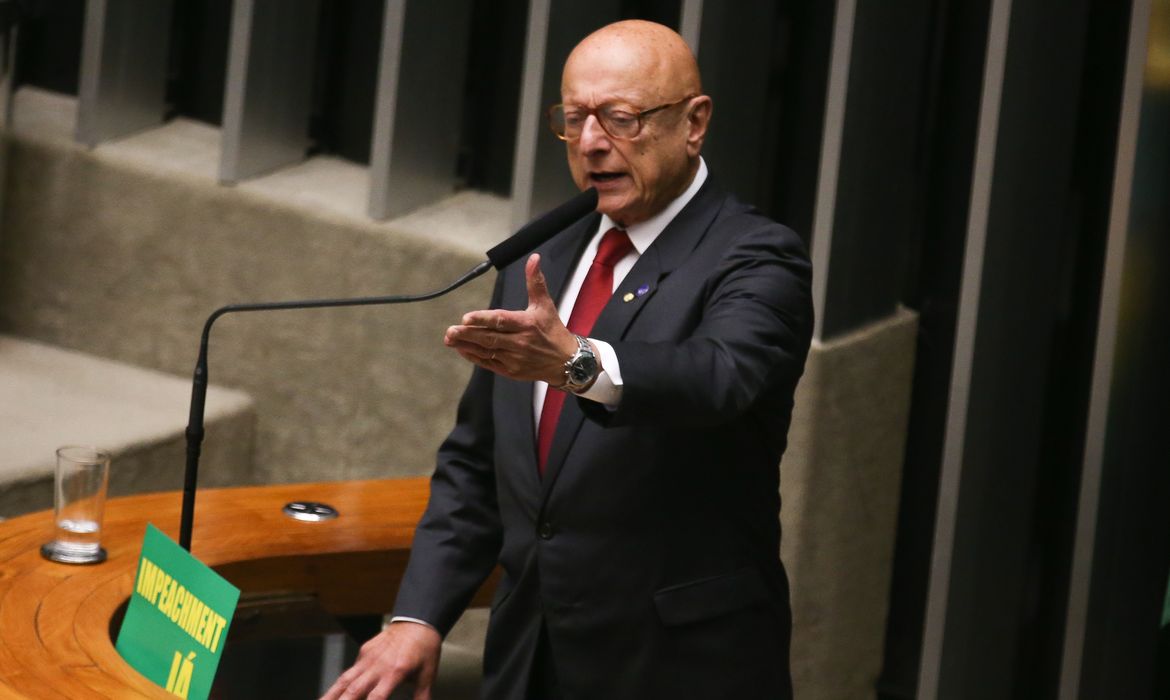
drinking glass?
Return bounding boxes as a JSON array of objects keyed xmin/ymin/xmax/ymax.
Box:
[{"xmin": 40, "ymin": 446, "xmax": 110, "ymax": 564}]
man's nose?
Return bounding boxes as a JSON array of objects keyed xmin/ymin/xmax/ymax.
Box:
[{"xmin": 578, "ymin": 114, "xmax": 612, "ymax": 153}]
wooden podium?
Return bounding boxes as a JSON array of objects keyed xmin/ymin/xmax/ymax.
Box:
[{"xmin": 0, "ymin": 478, "xmax": 486, "ymax": 698}]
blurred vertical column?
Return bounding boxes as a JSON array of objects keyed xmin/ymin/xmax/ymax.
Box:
[
  {"xmin": 1060, "ymin": 0, "xmax": 1170, "ymax": 696},
  {"xmin": 509, "ymin": 0, "xmax": 620, "ymax": 229},
  {"xmin": 916, "ymin": 0, "xmax": 1141, "ymax": 695},
  {"xmin": 688, "ymin": 0, "xmax": 777, "ymax": 210},
  {"xmin": 75, "ymin": 0, "xmax": 174, "ymax": 147},
  {"xmin": 219, "ymin": 0, "xmax": 320, "ymax": 183},
  {"xmin": 0, "ymin": 0, "xmax": 16, "ymax": 220},
  {"xmin": 775, "ymin": 0, "xmax": 925, "ymax": 695},
  {"xmin": 367, "ymin": 0, "xmax": 472, "ymax": 219}
]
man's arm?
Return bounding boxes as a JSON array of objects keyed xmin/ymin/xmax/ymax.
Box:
[
  {"xmin": 586, "ymin": 220, "xmax": 813, "ymax": 427},
  {"xmin": 392, "ymin": 358, "xmax": 504, "ymax": 630},
  {"xmin": 447, "ymin": 219, "xmax": 813, "ymax": 428},
  {"xmin": 322, "ymin": 278, "xmax": 506, "ymax": 700}
]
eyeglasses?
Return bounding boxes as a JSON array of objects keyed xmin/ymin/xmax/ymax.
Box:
[{"xmin": 548, "ymin": 94, "xmax": 697, "ymax": 141}]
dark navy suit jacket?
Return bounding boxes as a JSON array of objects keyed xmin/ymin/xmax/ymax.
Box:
[{"xmin": 394, "ymin": 177, "xmax": 814, "ymax": 699}]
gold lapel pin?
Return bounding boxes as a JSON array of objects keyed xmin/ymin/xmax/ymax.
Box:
[{"xmin": 623, "ymin": 292, "xmax": 635, "ymax": 302}]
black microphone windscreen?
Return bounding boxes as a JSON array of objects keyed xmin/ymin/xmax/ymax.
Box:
[{"xmin": 485, "ymin": 188, "xmax": 598, "ymax": 269}]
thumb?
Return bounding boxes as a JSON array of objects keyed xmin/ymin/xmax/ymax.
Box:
[{"xmin": 526, "ymin": 254, "xmax": 554, "ymax": 310}]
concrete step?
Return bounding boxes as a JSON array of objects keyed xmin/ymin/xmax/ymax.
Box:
[{"xmin": 0, "ymin": 335, "xmax": 256, "ymax": 518}]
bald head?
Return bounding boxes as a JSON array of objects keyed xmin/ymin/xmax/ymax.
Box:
[
  {"xmin": 564, "ymin": 20, "xmax": 701, "ymax": 102},
  {"xmin": 559, "ymin": 21, "xmax": 712, "ymax": 226}
]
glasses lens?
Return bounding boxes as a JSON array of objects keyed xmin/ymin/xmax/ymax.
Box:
[
  {"xmin": 548, "ymin": 104, "xmax": 645, "ymax": 140},
  {"xmin": 599, "ymin": 107, "xmax": 639, "ymax": 138},
  {"xmin": 549, "ymin": 105, "xmax": 568, "ymax": 138}
]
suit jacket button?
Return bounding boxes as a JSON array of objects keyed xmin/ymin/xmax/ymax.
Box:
[{"xmin": 537, "ymin": 521, "xmax": 554, "ymax": 540}]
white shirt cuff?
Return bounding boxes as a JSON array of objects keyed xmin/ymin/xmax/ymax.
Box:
[
  {"xmin": 387, "ymin": 616, "xmax": 439, "ymax": 633},
  {"xmin": 578, "ymin": 339, "xmax": 622, "ymax": 408}
]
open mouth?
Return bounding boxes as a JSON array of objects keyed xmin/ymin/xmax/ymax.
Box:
[{"xmin": 590, "ymin": 172, "xmax": 625, "ymax": 183}]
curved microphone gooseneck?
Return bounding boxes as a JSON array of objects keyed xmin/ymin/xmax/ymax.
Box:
[{"xmin": 179, "ymin": 188, "xmax": 598, "ymax": 551}]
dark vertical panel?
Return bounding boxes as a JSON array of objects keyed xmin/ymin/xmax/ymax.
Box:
[
  {"xmin": 878, "ymin": 1, "xmax": 990, "ymax": 697},
  {"xmin": 939, "ymin": 1, "xmax": 1090, "ymax": 694},
  {"xmin": 1077, "ymin": 3, "xmax": 1170, "ymax": 692},
  {"xmin": 619, "ymin": 0, "xmax": 679, "ymax": 26},
  {"xmin": 168, "ymin": 0, "xmax": 231, "ymax": 125},
  {"xmin": 1012, "ymin": 0, "xmax": 1131, "ymax": 694},
  {"xmin": 820, "ymin": 0, "xmax": 936, "ymax": 339},
  {"xmin": 13, "ymin": 0, "xmax": 84, "ymax": 95},
  {"xmin": 459, "ymin": 0, "xmax": 527, "ymax": 194},
  {"xmin": 767, "ymin": 0, "xmax": 835, "ymax": 244},
  {"xmin": 309, "ymin": 0, "xmax": 383, "ymax": 164},
  {"xmin": 525, "ymin": 1, "xmax": 623, "ymax": 220},
  {"xmin": 932, "ymin": 0, "xmax": 1125, "ymax": 696},
  {"xmin": 696, "ymin": 0, "xmax": 778, "ymax": 210}
]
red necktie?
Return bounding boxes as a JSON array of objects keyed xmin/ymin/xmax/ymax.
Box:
[{"xmin": 536, "ymin": 227, "xmax": 633, "ymax": 474}]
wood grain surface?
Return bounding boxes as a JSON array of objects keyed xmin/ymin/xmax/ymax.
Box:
[{"xmin": 0, "ymin": 478, "xmax": 482, "ymax": 699}]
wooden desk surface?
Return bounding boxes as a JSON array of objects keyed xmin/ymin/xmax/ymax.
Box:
[{"xmin": 0, "ymin": 478, "xmax": 443, "ymax": 699}]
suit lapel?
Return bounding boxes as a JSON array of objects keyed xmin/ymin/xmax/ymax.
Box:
[
  {"xmin": 495, "ymin": 214, "xmax": 598, "ymax": 503},
  {"xmin": 539, "ymin": 180, "xmax": 725, "ymax": 499}
]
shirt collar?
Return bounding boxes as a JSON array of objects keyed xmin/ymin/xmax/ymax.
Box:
[{"xmin": 597, "ymin": 157, "xmax": 708, "ymax": 254}]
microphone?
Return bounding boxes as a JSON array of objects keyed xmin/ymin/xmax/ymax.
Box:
[
  {"xmin": 179, "ymin": 188, "xmax": 597, "ymax": 551},
  {"xmin": 485, "ymin": 187, "xmax": 598, "ymax": 268}
]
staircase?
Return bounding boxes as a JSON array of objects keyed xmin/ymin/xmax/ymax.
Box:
[{"xmin": 0, "ymin": 335, "xmax": 256, "ymax": 518}]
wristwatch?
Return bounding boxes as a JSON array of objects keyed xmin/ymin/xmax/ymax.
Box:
[{"xmin": 560, "ymin": 334, "xmax": 600, "ymax": 393}]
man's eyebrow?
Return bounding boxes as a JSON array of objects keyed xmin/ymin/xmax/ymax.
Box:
[{"xmin": 563, "ymin": 97, "xmax": 651, "ymax": 110}]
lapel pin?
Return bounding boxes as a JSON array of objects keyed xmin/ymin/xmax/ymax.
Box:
[
  {"xmin": 636, "ymin": 284, "xmax": 651, "ymax": 297},
  {"xmin": 623, "ymin": 292, "xmax": 635, "ymax": 302}
]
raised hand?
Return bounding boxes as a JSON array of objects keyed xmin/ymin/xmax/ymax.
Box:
[{"xmin": 445, "ymin": 254, "xmax": 579, "ymax": 385}]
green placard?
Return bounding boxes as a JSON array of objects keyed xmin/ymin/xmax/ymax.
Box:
[{"xmin": 115, "ymin": 524, "xmax": 240, "ymax": 699}]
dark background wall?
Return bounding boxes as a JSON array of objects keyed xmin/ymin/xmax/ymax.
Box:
[{"xmin": 6, "ymin": 0, "xmax": 1167, "ymax": 696}]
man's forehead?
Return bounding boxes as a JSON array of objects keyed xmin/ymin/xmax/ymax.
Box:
[{"xmin": 562, "ymin": 44, "xmax": 670, "ymax": 102}]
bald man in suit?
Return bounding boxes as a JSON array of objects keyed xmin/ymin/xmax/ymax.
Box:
[{"xmin": 324, "ymin": 19, "xmax": 812, "ymax": 700}]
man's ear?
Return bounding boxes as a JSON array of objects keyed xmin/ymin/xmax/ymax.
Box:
[{"xmin": 685, "ymin": 96, "xmax": 713, "ymax": 157}]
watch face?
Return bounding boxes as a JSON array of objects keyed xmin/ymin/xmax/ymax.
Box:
[{"xmin": 569, "ymin": 354, "xmax": 598, "ymax": 384}]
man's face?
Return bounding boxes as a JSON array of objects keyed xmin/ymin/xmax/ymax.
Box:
[{"xmin": 560, "ymin": 45, "xmax": 699, "ymax": 227}]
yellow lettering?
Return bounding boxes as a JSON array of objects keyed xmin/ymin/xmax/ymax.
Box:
[
  {"xmin": 138, "ymin": 561, "xmax": 230, "ymax": 655},
  {"xmin": 174, "ymin": 585, "xmax": 186, "ymax": 623},
  {"xmin": 166, "ymin": 580, "xmax": 179, "ymax": 617},
  {"xmin": 147, "ymin": 563, "xmax": 164, "ymax": 605},
  {"xmin": 194, "ymin": 606, "xmax": 210, "ymax": 646},
  {"xmin": 175, "ymin": 588, "xmax": 191, "ymax": 631},
  {"xmin": 157, "ymin": 577, "xmax": 171, "ymax": 616},
  {"xmin": 208, "ymin": 614, "xmax": 227, "ymax": 654},
  {"xmin": 170, "ymin": 584, "xmax": 189, "ymax": 624},
  {"xmin": 165, "ymin": 650, "xmax": 195, "ymax": 698},
  {"xmin": 165, "ymin": 650, "xmax": 182, "ymax": 692},
  {"xmin": 154, "ymin": 568, "xmax": 170, "ymax": 607},
  {"xmin": 154, "ymin": 574, "xmax": 166, "ymax": 613},
  {"xmin": 179, "ymin": 594, "xmax": 198, "ymax": 638},
  {"xmin": 186, "ymin": 598, "xmax": 205, "ymax": 643},
  {"xmin": 135, "ymin": 558, "xmax": 152, "ymax": 599}
]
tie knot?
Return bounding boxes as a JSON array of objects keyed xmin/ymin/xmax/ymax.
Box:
[{"xmin": 595, "ymin": 227, "xmax": 633, "ymax": 267}]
